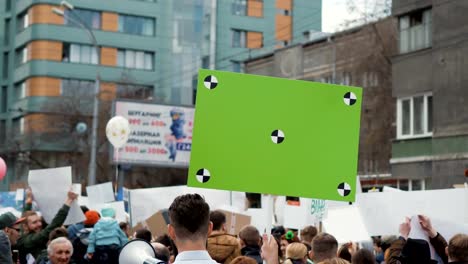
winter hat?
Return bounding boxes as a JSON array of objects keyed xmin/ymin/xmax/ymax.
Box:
[
  {"xmin": 84, "ymin": 210, "xmax": 100, "ymax": 226},
  {"xmin": 101, "ymin": 207, "xmax": 116, "ymax": 218}
]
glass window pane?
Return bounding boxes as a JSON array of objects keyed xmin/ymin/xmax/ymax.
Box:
[
  {"xmin": 402, "ymin": 99, "xmax": 411, "ymax": 135},
  {"xmin": 144, "ymin": 53, "xmax": 153, "ymax": 70},
  {"xmin": 427, "ymin": 96, "xmax": 433, "ymax": 132},
  {"xmin": 135, "ymin": 51, "xmax": 145, "ymax": 69},
  {"xmin": 240, "ymin": 31, "xmax": 246, "ymax": 47},
  {"xmin": 413, "ymin": 96, "xmax": 424, "ymax": 134},
  {"xmin": 81, "ymin": 45, "xmax": 91, "ymax": 64},
  {"xmin": 70, "ymin": 44, "xmax": 80, "ymax": 63},
  {"xmin": 233, "ymin": 30, "xmax": 240, "ymax": 47},
  {"xmin": 399, "ymin": 179, "xmax": 409, "ymax": 191},
  {"xmin": 411, "ymin": 179, "xmax": 422, "ymax": 191},
  {"xmin": 118, "ymin": 16, "xmax": 124, "ymax": 32},
  {"xmin": 117, "ymin": 50, "xmax": 125, "ymax": 67},
  {"xmin": 125, "ymin": 50, "xmax": 135, "ymax": 68},
  {"xmin": 91, "ymin": 47, "xmax": 98, "ymax": 64}
]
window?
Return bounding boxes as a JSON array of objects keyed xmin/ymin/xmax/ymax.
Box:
[
  {"xmin": 117, "ymin": 84, "xmax": 153, "ymax": 98},
  {"xmin": 341, "ymin": 72, "xmax": 351, "ymax": 85},
  {"xmin": 232, "ymin": 0, "xmax": 247, "ymax": 16},
  {"xmin": 64, "ymin": 9, "xmax": 101, "ymax": 30},
  {"xmin": 17, "ymin": 12, "xmax": 29, "ymax": 32},
  {"xmin": 3, "ymin": 53, "xmax": 8, "ymax": 78},
  {"xmin": 399, "ymin": 9, "xmax": 432, "ymax": 53},
  {"xmin": 276, "ymin": 9, "xmax": 290, "ymax": 16},
  {"xmin": 232, "ymin": 29, "xmax": 246, "ymax": 48},
  {"xmin": 16, "ymin": 82, "xmax": 26, "ymax": 99},
  {"xmin": 118, "ymin": 15, "xmax": 155, "ymax": 36},
  {"xmin": 4, "ymin": 19, "xmax": 10, "ymax": 45},
  {"xmin": 1, "ymin": 87, "xmax": 7, "ymax": 113},
  {"xmin": 117, "ymin": 49, "xmax": 154, "ymax": 70},
  {"xmin": 63, "ymin": 43, "xmax": 98, "ymax": 65},
  {"xmin": 61, "ymin": 79, "xmax": 95, "ymax": 97},
  {"xmin": 16, "ymin": 47, "xmax": 28, "ymax": 66},
  {"xmin": 6, "ymin": 0, "xmax": 11, "ymax": 12},
  {"xmin": 13, "ymin": 117, "xmax": 25, "ymax": 135},
  {"xmin": 397, "ymin": 94, "xmax": 433, "ymax": 139},
  {"xmin": 362, "ymin": 72, "xmax": 379, "ymax": 87}
]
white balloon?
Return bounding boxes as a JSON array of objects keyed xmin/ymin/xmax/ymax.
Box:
[{"xmin": 106, "ymin": 116, "xmax": 130, "ymax": 148}]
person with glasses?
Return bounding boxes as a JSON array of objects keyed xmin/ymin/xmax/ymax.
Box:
[{"xmin": 0, "ymin": 211, "xmax": 26, "ymax": 264}]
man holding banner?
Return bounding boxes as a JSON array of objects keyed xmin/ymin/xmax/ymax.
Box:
[{"xmin": 17, "ymin": 191, "xmax": 78, "ymax": 264}]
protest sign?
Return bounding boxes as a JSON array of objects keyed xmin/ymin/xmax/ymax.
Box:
[
  {"xmin": 188, "ymin": 70, "xmax": 362, "ymax": 202},
  {"xmin": 28, "ymin": 167, "xmax": 84, "ymax": 225},
  {"xmin": 114, "ymin": 101, "xmax": 194, "ymax": 167},
  {"xmin": 86, "ymin": 182, "xmax": 115, "ymax": 205},
  {"xmin": 322, "ymin": 206, "xmax": 371, "ymax": 243},
  {"xmin": 92, "ymin": 201, "xmax": 127, "ymax": 223},
  {"xmin": 0, "ymin": 192, "xmax": 22, "ymax": 211}
]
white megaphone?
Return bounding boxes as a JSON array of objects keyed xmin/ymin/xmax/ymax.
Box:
[{"xmin": 119, "ymin": 239, "xmax": 166, "ymax": 264}]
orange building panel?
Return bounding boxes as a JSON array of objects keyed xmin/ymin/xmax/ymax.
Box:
[
  {"xmin": 247, "ymin": 0, "xmax": 263, "ymax": 17},
  {"xmin": 275, "ymin": 15, "xmax": 292, "ymax": 41},
  {"xmin": 29, "ymin": 5, "xmax": 64, "ymax": 25},
  {"xmin": 28, "ymin": 41, "xmax": 62, "ymax": 61},
  {"xmin": 102, "ymin": 12, "xmax": 119, "ymax": 32},
  {"xmin": 101, "ymin": 47, "xmax": 118, "ymax": 66},
  {"xmin": 26, "ymin": 77, "xmax": 61, "ymax": 97},
  {"xmin": 276, "ymin": 0, "xmax": 292, "ymax": 10},
  {"xmin": 100, "ymin": 83, "xmax": 117, "ymax": 101},
  {"xmin": 247, "ymin": 32, "xmax": 263, "ymax": 49}
]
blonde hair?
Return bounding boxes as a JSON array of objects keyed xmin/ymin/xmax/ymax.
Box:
[
  {"xmin": 286, "ymin": 242, "xmax": 308, "ymax": 260},
  {"xmin": 317, "ymin": 257, "xmax": 350, "ymax": 264}
]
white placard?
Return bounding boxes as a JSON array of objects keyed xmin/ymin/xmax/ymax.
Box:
[
  {"xmin": 322, "ymin": 206, "xmax": 371, "ymax": 243},
  {"xmin": 28, "ymin": 167, "xmax": 85, "ymax": 225},
  {"xmin": 309, "ymin": 199, "xmax": 328, "ymax": 224},
  {"xmin": 15, "ymin": 189, "xmax": 24, "ymax": 201},
  {"xmin": 72, "ymin": 184, "xmax": 82, "ymax": 196},
  {"xmin": 283, "ymin": 198, "xmax": 311, "ymax": 229},
  {"xmin": 114, "ymin": 101, "xmax": 195, "ymax": 166},
  {"xmin": 246, "ymin": 208, "xmax": 270, "ymax": 235},
  {"xmin": 86, "ymin": 182, "xmax": 115, "ymax": 205}
]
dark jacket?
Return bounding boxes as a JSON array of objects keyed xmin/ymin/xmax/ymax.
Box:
[
  {"xmin": 17, "ymin": 204, "xmax": 70, "ymax": 264},
  {"xmin": 429, "ymin": 233, "xmax": 448, "ymax": 264},
  {"xmin": 0, "ymin": 230, "xmax": 13, "ymax": 264},
  {"xmin": 241, "ymin": 245, "xmax": 262, "ymax": 264},
  {"xmin": 207, "ymin": 231, "xmax": 241, "ymax": 264},
  {"xmin": 387, "ymin": 237, "xmax": 438, "ymax": 264}
]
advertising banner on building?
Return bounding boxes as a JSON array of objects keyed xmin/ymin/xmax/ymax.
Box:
[{"xmin": 114, "ymin": 101, "xmax": 194, "ymax": 167}]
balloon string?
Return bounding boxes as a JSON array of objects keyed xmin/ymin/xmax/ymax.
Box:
[{"xmin": 115, "ymin": 148, "xmax": 119, "ymax": 198}]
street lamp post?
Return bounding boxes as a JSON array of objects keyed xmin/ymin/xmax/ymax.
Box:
[{"xmin": 53, "ymin": 3, "xmax": 100, "ymax": 185}]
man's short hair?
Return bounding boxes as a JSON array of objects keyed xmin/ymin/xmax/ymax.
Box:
[
  {"xmin": 448, "ymin": 234, "xmax": 468, "ymax": 261},
  {"xmin": 311, "ymin": 233, "xmax": 338, "ymax": 262},
  {"xmin": 152, "ymin": 242, "xmax": 171, "ymax": 263},
  {"xmin": 49, "ymin": 227, "xmax": 68, "ymax": 241},
  {"xmin": 168, "ymin": 194, "xmax": 210, "ymax": 241},
  {"xmin": 239, "ymin": 225, "xmax": 260, "ymax": 247},
  {"xmin": 47, "ymin": 237, "xmax": 73, "ymax": 255},
  {"xmin": 135, "ymin": 228, "xmax": 152, "ymax": 243},
  {"xmin": 300, "ymin": 226, "xmax": 318, "ymax": 243},
  {"xmin": 210, "ymin": 210, "xmax": 226, "ymax": 231}
]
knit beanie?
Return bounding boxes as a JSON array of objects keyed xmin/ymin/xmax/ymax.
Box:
[
  {"xmin": 101, "ymin": 207, "xmax": 116, "ymax": 218},
  {"xmin": 84, "ymin": 210, "xmax": 100, "ymax": 226}
]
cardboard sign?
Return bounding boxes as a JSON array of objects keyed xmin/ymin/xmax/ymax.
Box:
[
  {"xmin": 219, "ymin": 209, "xmax": 251, "ymax": 235},
  {"xmin": 188, "ymin": 70, "xmax": 362, "ymax": 202},
  {"xmin": 144, "ymin": 209, "xmax": 170, "ymax": 237}
]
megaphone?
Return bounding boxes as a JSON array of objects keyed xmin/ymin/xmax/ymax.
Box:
[{"xmin": 119, "ymin": 239, "xmax": 165, "ymax": 264}]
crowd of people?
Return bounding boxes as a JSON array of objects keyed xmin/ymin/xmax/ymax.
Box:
[{"xmin": 0, "ymin": 191, "xmax": 467, "ymax": 264}]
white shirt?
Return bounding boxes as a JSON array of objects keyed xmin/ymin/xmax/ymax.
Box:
[{"xmin": 173, "ymin": 250, "xmax": 218, "ymax": 264}]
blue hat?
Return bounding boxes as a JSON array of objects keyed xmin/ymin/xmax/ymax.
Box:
[{"xmin": 101, "ymin": 207, "xmax": 116, "ymax": 218}]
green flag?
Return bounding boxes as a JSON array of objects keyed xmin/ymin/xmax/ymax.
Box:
[{"xmin": 188, "ymin": 70, "xmax": 362, "ymax": 202}]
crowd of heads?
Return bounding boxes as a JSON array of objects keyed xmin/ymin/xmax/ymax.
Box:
[{"xmin": 1, "ymin": 192, "xmax": 467, "ymax": 264}]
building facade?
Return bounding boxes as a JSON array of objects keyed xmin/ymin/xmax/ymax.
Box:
[
  {"xmin": 214, "ymin": 0, "xmax": 322, "ymax": 73},
  {"xmin": 245, "ymin": 18, "xmax": 399, "ymax": 191},
  {"xmin": 391, "ymin": 0, "xmax": 468, "ymax": 189}
]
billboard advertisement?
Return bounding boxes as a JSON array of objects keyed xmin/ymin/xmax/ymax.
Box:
[{"xmin": 113, "ymin": 101, "xmax": 194, "ymax": 167}]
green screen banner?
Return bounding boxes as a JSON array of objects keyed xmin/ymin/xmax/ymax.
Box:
[{"xmin": 188, "ymin": 70, "xmax": 362, "ymax": 202}]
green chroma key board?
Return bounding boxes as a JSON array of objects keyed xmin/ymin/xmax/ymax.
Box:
[{"xmin": 188, "ymin": 69, "xmax": 362, "ymax": 202}]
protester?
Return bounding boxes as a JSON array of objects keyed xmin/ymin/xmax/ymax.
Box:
[
  {"xmin": 71, "ymin": 210, "xmax": 100, "ymax": 264},
  {"xmin": 281, "ymin": 231, "xmax": 301, "ymax": 259},
  {"xmin": 230, "ymin": 256, "xmax": 259, "ymax": 264},
  {"xmin": 86, "ymin": 207, "xmax": 128, "ymax": 263},
  {"xmin": 119, "ymin": 222, "xmax": 131, "ymax": 238},
  {"xmin": 67, "ymin": 206, "xmax": 89, "ymax": 242},
  {"xmin": 0, "ymin": 212, "xmax": 26, "ymax": 264},
  {"xmin": 285, "ymin": 242, "xmax": 308, "ymax": 264},
  {"xmin": 135, "ymin": 228, "xmax": 153, "ymax": 243},
  {"xmin": 155, "ymin": 233, "xmax": 178, "ymax": 262},
  {"xmin": 317, "ymin": 257, "xmax": 350, "ymax": 264},
  {"xmin": 238, "ymin": 225, "xmax": 263, "ymax": 264},
  {"xmin": 351, "ymin": 248, "xmax": 375, "ymax": 264},
  {"xmin": 447, "ymin": 234, "xmax": 468, "ymax": 264},
  {"xmin": 17, "ymin": 191, "xmax": 78, "ymax": 264},
  {"xmin": 35, "ymin": 227, "xmax": 69, "ymax": 264},
  {"xmin": 310, "ymin": 233, "xmax": 338, "ymax": 263},
  {"xmin": 207, "ymin": 210, "xmax": 241, "ymax": 264},
  {"xmin": 300, "ymin": 226, "xmax": 318, "ymax": 247},
  {"xmin": 338, "ymin": 244, "xmax": 352, "ymax": 262},
  {"xmin": 151, "ymin": 242, "xmax": 171, "ymax": 264},
  {"xmin": 167, "ymin": 193, "xmax": 217, "ymax": 264},
  {"xmin": 47, "ymin": 237, "xmax": 73, "ymax": 264}
]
